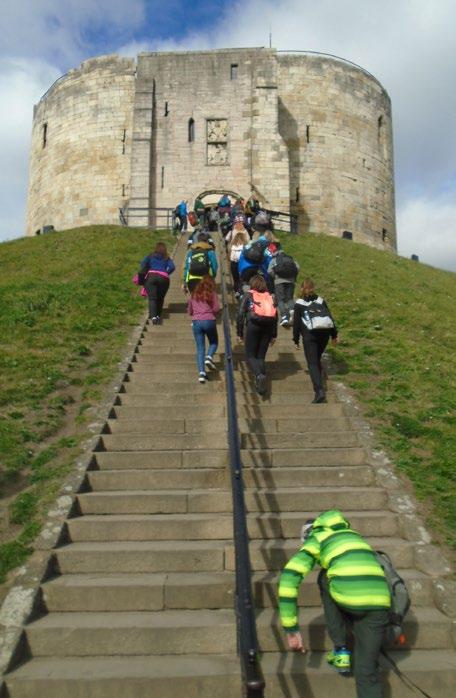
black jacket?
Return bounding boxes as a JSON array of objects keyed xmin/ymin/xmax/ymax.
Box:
[{"xmin": 292, "ymin": 294, "xmax": 338, "ymax": 344}]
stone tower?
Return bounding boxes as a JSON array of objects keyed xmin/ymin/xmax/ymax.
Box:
[{"xmin": 26, "ymin": 48, "xmax": 396, "ymax": 251}]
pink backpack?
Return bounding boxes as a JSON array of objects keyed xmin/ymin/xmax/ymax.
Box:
[
  {"xmin": 132, "ymin": 274, "xmax": 148, "ymax": 297},
  {"xmin": 249, "ymin": 289, "xmax": 276, "ymax": 323}
]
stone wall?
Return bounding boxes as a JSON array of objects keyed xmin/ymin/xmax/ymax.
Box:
[
  {"xmin": 129, "ymin": 48, "xmax": 289, "ymax": 227},
  {"xmin": 26, "ymin": 55, "xmax": 135, "ymax": 235},
  {"xmin": 276, "ymin": 54, "xmax": 396, "ymax": 250},
  {"xmin": 26, "ymin": 48, "xmax": 396, "ymax": 252}
]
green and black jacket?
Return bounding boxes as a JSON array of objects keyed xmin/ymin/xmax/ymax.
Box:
[{"xmin": 278, "ymin": 510, "xmax": 391, "ymax": 633}]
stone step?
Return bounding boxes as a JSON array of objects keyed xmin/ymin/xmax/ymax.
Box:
[
  {"xmin": 6, "ymin": 651, "xmax": 456, "ymax": 698},
  {"xmin": 116, "ymin": 392, "xmax": 225, "ymax": 406},
  {"xmin": 106, "ymin": 414, "xmax": 350, "ymax": 434},
  {"xmin": 42, "ymin": 567, "xmax": 433, "ymax": 613},
  {"xmin": 120, "ymin": 382, "xmax": 225, "ymax": 396},
  {"xmin": 227, "ymin": 537, "xmax": 416, "ymax": 572},
  {"xmin": 110, "ymin": 405, "xmax": 225, "ymax": 420},
  {"xmin": 78, "ymin": 487, "xmax": 387, "ymax": 515},
  {"xmin": 255, "ymin": 607, "xmax": 454, "ymax": 652},
  {"xmin": 89, "ymin": 464, "xmax": 374, "ymax": 489},
  {"xmin": 123, "ymin": 376, "xmax": 323, "ymax": 394},
  {"xmin": 116, "ymin": 393, "xmax": 344, "ymax": 414},
  {"xmin": 92, "ymin": 452, "xmax": 227, "ymax": 472},
  {"xmin": 66, "ymin": 511, "xmax": 398, "ymax": 542},
  {"xmin": 4, "ymin": 655, "xmax": 243, "ymax": 698},
  {"xmin": 240, "ymin": 432, "xmax": 359, "ymax": 448},
  {"xmin": 24, "ymin": 610, "xmax": 238, "ymax": 657},
  {"xmin": 55, "ymin": 537, "xmax": 416, "ymax": 576},
  {"xmin": 98, "ymin": 434, "xmax": 227, "ymax": 452},
  {"xmin": 23, "ymin": 606, "xmax": 452, "ymax": 659},
  {"xmin": 56, "ymin": 541, "xmax": 227, "ymax": 574},
  {"xmin": 120, "ymin": 383, "xmax": 333, "ymax": 400},
  {"xmin": 242, "ymin": 447, "xmax": 365, "ymax": 467},
  {"xmin": 98, "ymin": 432, "xmax": 359, "ymax": 452}
]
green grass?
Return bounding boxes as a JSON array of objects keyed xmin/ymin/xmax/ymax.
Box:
[
  {"xmin": 280, "ymin": 232, "xmax": 455, "ymax": 550},
  {"xmin": 0, "ymin": 225, "xmax": 173, "ymax": 583}
]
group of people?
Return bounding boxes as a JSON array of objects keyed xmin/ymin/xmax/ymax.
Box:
[
  {"xmin": 174, "ymin": 191, "xmax": 263, "ymax": 236},
  {"xmin": 136, "ymin": 223, "xmax": 397, "ymax": 698}
]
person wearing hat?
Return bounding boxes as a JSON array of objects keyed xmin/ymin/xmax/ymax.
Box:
[{"xmin": 279, "ymin": 510, "xmax": 391, "ymax": 698}]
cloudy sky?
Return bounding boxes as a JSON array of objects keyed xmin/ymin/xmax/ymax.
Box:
[{"xmin": 1, "ymin": 0, "xmax": 455, "ymax": 271}]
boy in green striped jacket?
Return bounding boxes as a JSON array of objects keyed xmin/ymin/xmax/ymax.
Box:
[{"xmin": 279, "ymin": 509, "xmax": 391, "ymax": 698}]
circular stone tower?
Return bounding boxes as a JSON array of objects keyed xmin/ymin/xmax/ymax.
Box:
[
  {"xmin": 276, "ymin": 52, "xmax": 396, "ymax": 250},
  {"xmin": 26, "ymin": 55, "xmax": 136, "ymax": 235}
]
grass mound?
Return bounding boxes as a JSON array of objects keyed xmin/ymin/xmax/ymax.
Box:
[
  {"xmin": 281, "ymin": 232, "xmax": 455, "ymax": 552},
  {"xmin": 0, "ymin": 225, "xmax": 173, "ymax": 583}
]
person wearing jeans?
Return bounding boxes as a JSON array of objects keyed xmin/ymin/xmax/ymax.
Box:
[{"xmin": 187, "ymin": 276, "xmax": 220, "ymax": 383}]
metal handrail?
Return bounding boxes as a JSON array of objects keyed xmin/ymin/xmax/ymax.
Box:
[{"xmin": 219, "ymin": 244, "xmax": 265, "ymax": 696}]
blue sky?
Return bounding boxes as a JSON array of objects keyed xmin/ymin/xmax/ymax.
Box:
[{"xmin": 1, "ymin": 0, "xmax": 455, "ymax": 271}]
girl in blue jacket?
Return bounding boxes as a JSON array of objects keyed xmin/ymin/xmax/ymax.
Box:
[{"xmin": 139, "ymin": 242, "xmax": 175, "ymax": 324}]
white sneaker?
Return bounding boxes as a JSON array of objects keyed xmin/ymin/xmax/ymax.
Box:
[
  {"xmin": 280, "ymin": 316, "xmax": 289, "ymax": 327},
  {"xmin": 205, "ymin": 356, "xmax": 216, "ymax": 370},
  {"xmin": 198, "ymin": 372, "xmax": 208, "ymax": 384}
]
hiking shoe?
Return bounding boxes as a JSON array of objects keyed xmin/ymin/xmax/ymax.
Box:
[
  {"xmin": 255, "ymin": 373, "xmax": 267, "ymax": 395},
  {"xmin": 280, "ymin": 315, "xmax": 289, "ymax": 327},
  {"xmin": 326, "ymin": 647, "xmax": 351, "ymax": 675},
  {"xmin": 198, "ymin": 372, "xmax": 208, "ymax": 384},
  {"xmin": 205, "ymin": 356, "xmax": 217, "ymax": 370}
]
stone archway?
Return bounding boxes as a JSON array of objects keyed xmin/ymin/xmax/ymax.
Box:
[{"xmin": 196, "ymin": 189, "xmax": 242, "ymax": 206}]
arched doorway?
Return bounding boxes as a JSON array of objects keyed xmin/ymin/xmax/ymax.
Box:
[{"xmin": 196, "ymin": 189, "xmax": 242, "ymax": 206}]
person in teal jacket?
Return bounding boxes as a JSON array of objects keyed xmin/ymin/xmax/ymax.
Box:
[{"xmin": 279, "ymin": 510, "xmax": 391, "ymax": 698}]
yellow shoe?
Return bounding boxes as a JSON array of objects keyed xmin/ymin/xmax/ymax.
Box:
[{"xmin": 326, "ymin": 647, "xmax": 351, "ymax": 675}]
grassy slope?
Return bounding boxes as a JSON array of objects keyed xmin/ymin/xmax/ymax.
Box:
[
  {"xmin": 281, "ymin": 232, "xmax": 455, "ymax": 551},
  {"xmin": 0, "ymin": 225, "xmax": 173, "ymax": 582}
]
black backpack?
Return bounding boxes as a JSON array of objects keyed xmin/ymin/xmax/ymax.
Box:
[
  {"xmin": 244, "ymin": 241, "xmax": 264, "ymax": 264},
  {"xmin": 274, "ymin": 253, "xmax": 298, "ymax": 279},
  {"xmin": 189, "ymin": 249, "xmax": 210, "ymax": 276},
  {"xmin": 301, "ymin": 297, "xmax": 334, "ymax": 331},
  {"xmin": 375, "ymin": 550, "xmax": 411, "ymax": 645}
]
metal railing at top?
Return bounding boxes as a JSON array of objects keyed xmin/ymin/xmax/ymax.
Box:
[
  {"xmin": 219, "ymin": 241, "xmax": 265, "ymax": 697},
  {"xmin": 264, "ymin": 208, "xmax": 298, "ymax": 235},
  {"xmin": 119, "ymin": 206, "xmax": 175, "ymax": 231}
]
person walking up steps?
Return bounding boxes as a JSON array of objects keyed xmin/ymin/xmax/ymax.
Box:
[
  {"xmin": 293, "ymin": 277, "xmax": 338, "ymax": 403},
  {"xmin": 268, "ymin": 246, "xmax": 299, "ymax": 326},
  {"xmin": 138, "ymin": 242, "xmax": 175, "ymax": 325},
  {"xmin": 182, "ymin": 231, "xmax": 218, "ymax": 294},
  {"xmin": 228, "ymin": 230, "xmax": 248, "ymax": 298},
  {"xmin": 279, "ymin": 510, "xmax": 391, "ymax": 698},
  {"xmin": 188, "ymin": 275, "xmax": 220, "ymax": 384},
  {"xmin": 237, "ymin": 274, "xmax": 277, "ymax": 395}
]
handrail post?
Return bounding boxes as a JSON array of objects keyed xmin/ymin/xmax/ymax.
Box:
[{"xmin": 219, "ymin": 238, "xmax": 265, "ymax": 697}]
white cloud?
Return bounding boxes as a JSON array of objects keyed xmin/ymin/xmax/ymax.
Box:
[
  {"xmin": 0, "ymin": 58, "xmax": 61, "ymax": 241},
  {"xmin": 397, "ymin": 195, "xmax": 456, "ymax": 272}
]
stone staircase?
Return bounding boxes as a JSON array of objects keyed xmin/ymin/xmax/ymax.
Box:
[{"xmin": 3, "ymin": 237, "xmax": 455, "ymax": 696}]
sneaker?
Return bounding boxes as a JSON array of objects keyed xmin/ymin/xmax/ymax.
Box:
[
  {"xmin": 326, "ymin": 647, "xmax": 351, "ymax": 675},
  {"xmin": 280, "ymin": 315, "xmax": 289, "ymax": 327},
  {"xmin": 312, "ymin": 391, "xmax": 327, "ymax": 404},
  {"xmin": 198, "ymin": 372, "xmax": 208, "ymax": 384},
  {"xmin": 152, "ymin": 316, "xmax": 160, "ymax": 325},
  {"xmin": 255, "ymin": 373, "xmax": 267, "ymax": 395},
  {"xmin": 289, "ymin": 308, "xmax": 294, "ymax": 321},
  {"xmin": 205, "ymin": 356, "xmax": 216, "ymax": 370}
]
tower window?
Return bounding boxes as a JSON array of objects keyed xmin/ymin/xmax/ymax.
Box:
[
  {"xmin": 382, "ymin": 228, "xmax": 388, "ymax": 242},
  {"xmin": 42, "ymin": 122, "xmax": 48, "ymax": 148},
  {"xmin": 122, "ymin": 129, "xmax": 126, "ymax": 154},
  {"xmin": 161, "ymin": 166, "xmax": 165, "ymax": 189},
  {"xmin": 164, "ymin": 102, "xmax": 169, "ymax": 116},
  {"xmin": 188, "ymin": 118, "xmax": 195, "ymax": 143},
  {"xmin": 230, "ymin": 64, "xmax": 238, "ymax": 80},
  {"xmin": 378, "ymin": 115, "xmax": 383, "ymax": 138},
  {"xmin": 296, "ymin": 186, "xmax": 300, "ymax": 203},
  {"xmin": 306, "ymin": 125, "xmax": 310, "ymax": 143}
]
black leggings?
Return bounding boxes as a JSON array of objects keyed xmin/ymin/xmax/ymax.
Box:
[
  {"xmin": 244, "ymin": 320, "xmax": 275, "ymax": 377},
  {"xmin": 230, "ymin": 260, "xmax": 240, "ymax": 294},
  {"xmin": 302, "ymin": 329, "xmax": 330, "ymax": 394},
  {"xmin": 145, "ymin": 274, "xmax": 170, "ymax": 318}
]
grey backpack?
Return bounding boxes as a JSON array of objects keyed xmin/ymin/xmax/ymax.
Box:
[{"xmin": 375, "ymin": 550, "xmax": 411, "ymax": 645}]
